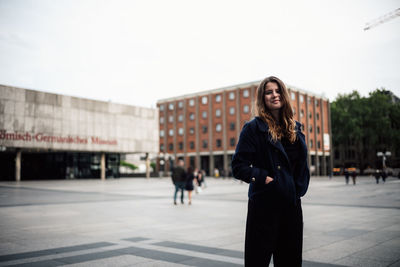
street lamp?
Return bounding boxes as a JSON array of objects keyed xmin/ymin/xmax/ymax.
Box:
[{"xmin": 377, "ymin": 151, "xmax": 391, "ymax": 169}]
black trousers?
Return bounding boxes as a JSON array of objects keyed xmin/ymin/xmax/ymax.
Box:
[{"xmin": 245, "ymin": 197, "xmax": 303, "ymax": 267}]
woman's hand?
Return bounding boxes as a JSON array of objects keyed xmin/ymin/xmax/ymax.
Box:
[{"xmin": 265, "ymin": 176, "xmax": 274, "ymax": 184}]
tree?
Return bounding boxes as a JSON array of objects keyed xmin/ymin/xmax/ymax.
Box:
[{"xmin": 331, "ymin": 89, "xmax": 399, "ymax": 171}]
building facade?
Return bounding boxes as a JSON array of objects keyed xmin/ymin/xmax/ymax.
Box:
[
  {"xmin": 0, "ymin": 84, "xmax": 158, "ymax": 181},
  {"xmin": 157, "ymin": 81, "xmax": 332, "ymax": 176}
]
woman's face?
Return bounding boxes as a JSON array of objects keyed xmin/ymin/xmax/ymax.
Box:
[{"xmin": 264, "ymin": 82, "xmax": 282, "ymax": 111}]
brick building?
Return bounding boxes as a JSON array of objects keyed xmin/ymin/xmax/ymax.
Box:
[{"xmin": 157, "ymin": 80, "xmax": 332, "ymax": 176}]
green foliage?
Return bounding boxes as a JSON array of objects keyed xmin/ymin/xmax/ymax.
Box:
[
  {"xmin": 150, "ymin": 162, "xmax": 156, "ymax": 171},
  {"xmin": 331, "ymin": 89, "xmax": 400, "ymax": 169},
  {"xmin": 120, "ymin": 161, "xmax": 138, "ymax": 170}
]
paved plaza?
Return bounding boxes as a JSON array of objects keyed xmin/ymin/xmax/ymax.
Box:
[{"xmin": 0, "ymin": 176, "xmax": 399, "ymax": 267}]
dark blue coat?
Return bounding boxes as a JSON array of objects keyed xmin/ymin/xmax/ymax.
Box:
[{"xmin": 232, "ymin": 117, "xmax": 310, "ymax": 205}]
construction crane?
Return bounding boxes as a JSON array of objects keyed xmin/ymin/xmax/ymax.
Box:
[{"xmin": 364, "ymin": 7, "xmax": 400, "ymax": 31}]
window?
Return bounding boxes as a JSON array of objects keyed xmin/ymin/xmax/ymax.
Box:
[
  {"xmin": 160, "ymin": 117, "xmax": 164, "ymax": 124},
  {"xmin": 215, "ymin": 109, "xmax": 221, "ymax": 117},
  {"xmin": 301, "ymin": 123, "xmax": 305, "ymax": 131},
  {"xmin": 300, "ymin": 109, "xmax": 304, "ymax": 117},
  {"xmin": 178, "ymin": 114, "xmax": 183, "ymax": 122},
  {"xmin": 243, "ymin": 105, "xmax": 249, "ymax": 113},
  {"xmin": 202, "ymin": 111, "xmax": 207, "ymax": 119},
  {"xmin": 168, "ymin": 103, "xmax": 174, "ymax": 110},
  {"xmin": 317, "ymin": 141, "xmax": 321, "ymax": 149},
  {"xmin": 160, "ymin": 130, "xmax": 164, "ymax": 137},
  {"xmin": 229, "ymin": 107, "xmax": 235, "ymax": 115},
  {"xmin": 292, "ymin": 107, "xmax": 296, "ymax": 115},
  {"xmin": 315, "ymin": 100, "xmax": 319, "ymax": 107},
  {"xmin": 300, "ymin": 95, "xmax": 304, "ymax": 103},
  {"xmin": 291, "ymin": 92, "xmax": 296, "ymax": 100},
  {"xmin": 168, "ymin": 115, "xmax": 173, "ymax": 123},
  {"xmin": 230, "ymin": 138, "xmax": 236, "ymax": 147},
  {"xmin": 169, "ymin": 143, "xmax": 173, "ymax": 151},
  {"xmin": 230, "ymin": 122, "xmax": 235, "ymax": 131},
  {"xmin": 229, "ymin": 91, "xmax": 235, "ymax": 100},
  {"xmin": 309, "ymin": 112, "xmax": 312, "ymax": 119},
  {"xmin": 309, "ymin": 125, "xmax": 312, "ymax": 133},
  {"xmin": 189, "ymin": 99, "xmax": 195, "ymax": 106},
  {"xmin": 160, "ymin": 144, "xmax": 164, "ymax": 152},
  {"xmin": 169, "ymin": 129, "xmax": 174, "ymax": 136},
  {"xmin": 216, "ymin": 139, "xmax": 221, "ymax": 147},
  {"xmin": 178, "ymin": 101, "xmax": 183, "ymax": 108},
  {"xmin": 215, "ymin": 94, "xmax": 221, "ymax": 102},
  {"xmin": 189, "ymin": 113, "xmax": 195, "ymax": 120},
  {"xmin": 202, "ymin": 126, "xmax": 208, "ymax": 133},
  {"xmin": 201, "ymin": 96, "xmax": 208, "ymax": 104},
  {"xmin": 178, "ymin": 128, "xmax": 184, "ymax": 135},
  {"xmin": 316, "ymin": 113, "xmax": 319, "ymax": 120},
  {"xmin": 189, "ymin": 127, "xmax": 194, "ymax": 135},
  {"xmin": 202, "ymin": 140, "xmax": 208, "ymax": 148},
  {"xmin": 159, "ymin": 104, "xmax": 164, "ymax": 111},
  {"xmin": 317, "ymin": 126, "xmax": 320, "ymax": 134},
  {"xmin": 310, "ymin": 140, "xmax": 313, "ymax": 148},
  {"xmin": 179, "ymin": 142, "xmax": 183, "ymax": 150},
  {"xmin": 308, "ymin": 97, "xmax": 311, "ymax": 104},
  {"xmin": 190, "ymin": 141, "xmax": 194, "ymax": 149},
  {"xmin": 243, "ymin": 89, "xmax": 249, "ymax": 98},
  {"xmin": 216, "ymin": 123, "xmax": 222, "ymax": 132}
]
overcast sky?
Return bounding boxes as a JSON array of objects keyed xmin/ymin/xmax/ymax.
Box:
[{"xmin": 0, "ymin": 0, "xmax": 399, "ymax": 108}]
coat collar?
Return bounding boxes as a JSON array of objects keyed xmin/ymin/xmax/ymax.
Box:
[{"xmin": 254, "ymin": 116, "xmax": 303, "ymax": 165}]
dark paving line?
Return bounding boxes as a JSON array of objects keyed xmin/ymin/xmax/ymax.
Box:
[
  {"xmin": 0, "ymin": 198, "xmax": 142, "ymax": 208},
  {"xmin": 0, "ymin": 185, "xmax": 157, "ymax": 199},
  {"xmin": 303, "ymin": 260, "xmax": 346, "ymax": 267},
  {"xmin": 0, "ymin": 242, "xmax": 115, "ymax": 262},
  {"xmin": 122, "ymin": 237, "xmax": 151, "ymax": 242},
  {"xmin": 142, "ymin": 240, "xmax": 346, "ymax": 267},
  {"xmin": 0, "ymin": 237, "xmax": 346, "ymax": 267},
  {"xmin": 6, "ymin": 246, "xmax": 242, "ymax": 267},
  {"xmin": 151, "ymin": 241, "xmax": 243, "ymax": 259},
  {"xmin": 303, "ymin": 202, "xmax": 400, "ymax": 210},
  {"xmin": 0, "ymin": 185, "xmax": 166, "ymax": 208},
  {"xmin": 200, "ymin": 195, "xmax": 400, "ymax": 210}
]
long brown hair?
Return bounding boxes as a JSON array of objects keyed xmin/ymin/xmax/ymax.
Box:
[{"xmin": 254, "ymin": 76, "xmax": 296, "ymax": 143}]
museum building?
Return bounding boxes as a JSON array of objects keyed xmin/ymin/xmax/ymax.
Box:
[
  {"xmin": 157, "ymin": 80, "xmax": 332, "ymax": 176},
  {"xmin": 0, "ymin": 84, "xmax": 158, "ymax": 181}
]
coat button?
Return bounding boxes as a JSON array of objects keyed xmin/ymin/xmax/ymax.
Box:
[
  {"xmin": 251, "ymin": 177, "xmax": 256, "ymax": 182},
  {"xmin": 277, "ymin": 165, "xmax": 281, "ymax": 170}
]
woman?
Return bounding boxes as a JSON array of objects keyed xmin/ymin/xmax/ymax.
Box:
[
  {"xmin": 232, "ymin": 76, "xmax": 310, "ymax": 266},
  {"xmin": 185, "ymin": 166, "xmax": 195, "ymax": 205}
]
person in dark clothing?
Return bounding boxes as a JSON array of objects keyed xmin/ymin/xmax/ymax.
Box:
[
  {"xmin": 171, "ymin": 159, "xmax": 186, "ymax": 205},
  {"xmin": 344, "ymin": 168, "xmax": 350, "ymax": 185},
  {"xmin": 351, "ymin": 171, "xmax": 357, "ymax": 185},
  {"xmin": 185, "ymin": 166, "xmax": 195, "ymax": 205},
  {"xmin": 381, "ymin": 170, "xmax": 387, "ymax": 183},
  {"xmin": 232, "ymin": 76, "xmax": 310, "ymax": 267},
  {"xmin": 374, "ymin": 169, "xmax": 381, "ymax": 184}
]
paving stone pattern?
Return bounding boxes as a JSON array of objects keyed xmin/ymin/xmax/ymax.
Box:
[{"xmin": 0, "ymin": 176, "xmax": 399, "ymax": 266}]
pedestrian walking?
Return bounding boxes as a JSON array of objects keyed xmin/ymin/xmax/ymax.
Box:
[
  {"xmin": 195, "ymin": 170, "xmax": 204, "ymax": 193},
  {"xmin": 351, "ymin": 170, "xmax": 357, "ymax": 185},
  {"xmin": 382, "ymin": 170, "xmax": 387, "ymax": 183},
  {"xmin": 171, "ymin": 159, "xmax": 186, "ymax": 205},
  {"xmin": 344, "ymin": 168, "xmax": 350, "ymax": 185},
  {"xmin": 232, "ymin": 76, "xmax": 310, "ymax": 267},
  {"xmin": 185, "ymin": 166, "xmax": 195, "ymax": 205},
  {"xmin": 374, "ymin": 169, "xmax": 381, "ymax": 184}
]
